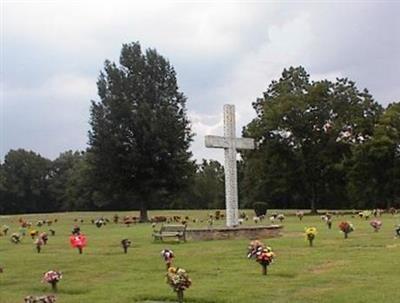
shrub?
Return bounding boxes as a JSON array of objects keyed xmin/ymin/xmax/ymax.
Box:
[{"xmin": 253, "ymin": 202, "xmax": 268, "ymax": 217}]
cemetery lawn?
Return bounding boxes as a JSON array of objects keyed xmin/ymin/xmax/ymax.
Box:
[{"xmin": 1, "ymin": 210, "xmax": 399, "ymax": 303}]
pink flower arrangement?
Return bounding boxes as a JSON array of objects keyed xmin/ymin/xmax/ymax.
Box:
[
  {"xmin": 43, "ymin": 271, "xmax": 62, "ymax": 291},
  {"xmin": 370, "ymin": 219, "xmax": 382, "ymax": 232},
  {"xmin": 161, "ymin": 249, "xmax": 174, "ymax": 269}
]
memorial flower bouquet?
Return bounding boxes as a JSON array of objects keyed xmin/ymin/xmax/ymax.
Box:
[
  {"xmin": 2, "ymin": 225, "xmax": 9, "ymax": 236},
  {"xmin": 121, "ymin": 239, "xmax": 131, "ymax": 254},
  {"xmin": 11, "ymin": 233, "xmax": 22, "ymax": 244},
  {"xmin": 370, "ymin": 219, "xmax": 382, "ymax": 232},
  {"xmin": 296, "ymin": 211, "xmax": 304, "ymax": 221},
  {"xmin": 43, "ymin": 270, "xmax": 62, "ymax": 291},
  {"xmin": 305, "ymin": 227, "xmax": 317, "ymax": 246},
  {"xmin": 24, "ymin": 295, "xmax": 56, "ymax": 303},
  {"xmin": 161, "ymin": 249, "xmax": 175, "ymax": 269},
  {"xmin": 34, "ymin": 237, "xmax": 44, "ymax": 253},
  {"xmin": 339, "ymin": 221, "xmax": 354, "ymax": 238},
  {"xmin": 69, "ymin": 233, "xmax": 87, "ymax": 254},
  {"xmin": 247, "ymin": 240, "xmax": 264, "ymax": 259},
  {"xmin": 166, "ymin": 267, "xmax": 192, "ymax": 303},
  {"xmin": 256, "ymin": 246, "xmax": 275, "ymax": 275},
  {"xmin": 395, "ymin": 224, "xmax": 400, "ymax": 237},
  {"xmin": 29, "ymin": 230, "xmax": 38, "ymax": 239}
]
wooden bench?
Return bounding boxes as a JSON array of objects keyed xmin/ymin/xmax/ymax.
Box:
[{"xmin": 152, "ymin": 224, "xmax": 186, "ymax": 242}]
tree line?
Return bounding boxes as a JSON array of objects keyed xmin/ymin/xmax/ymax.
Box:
[{"xmin": 1, "ymin": 43, "xmax": 399, "ymax": 218}]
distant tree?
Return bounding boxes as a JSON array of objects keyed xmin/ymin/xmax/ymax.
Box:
[
  {"xmin": 48, "ymin": 151, "xmax": 85, "ymax": 210},
  {"xmin": 190, "ymin": 160, "xmax": 224, "ymax": 209},
  {"xmin": 347, "ymin": 102, "xmax": 400, "ymax": 209},
  {"xmin": 1, "ymin": 149, "xmax": 52, "ymax": 213},
  {"xmin": 63, "ymin": 152, "xmax": 97, "ymax": 210},
  {"xmin": 88, "ymin": 42, "xmax": 194, "ymax": 221},
  {"xmin": 243, "ymin": 67, "xmax": 383, "ymax": 212}
]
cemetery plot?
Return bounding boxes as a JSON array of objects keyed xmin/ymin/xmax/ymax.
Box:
[{"xmin": 0, "ymin": 209, "xmax": 399, "ymax": 303}]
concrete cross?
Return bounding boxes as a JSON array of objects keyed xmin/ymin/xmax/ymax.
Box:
[{"xmin": 205, "ymin": 104, "xmax": 255, "ymax": 227}]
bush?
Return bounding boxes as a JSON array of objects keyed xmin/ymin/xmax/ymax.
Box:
[{"xmin": 253, "ymin": 202, "xmax": 268, "ymax": 217}]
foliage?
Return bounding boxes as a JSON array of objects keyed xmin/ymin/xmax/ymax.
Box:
[
  {"xmin": 253, "ymin": 202, "xmax": 268, "ymax": 217},
  {"xmin": 87, "ymin": 42, "xmax": 194, "ymax": 221},
  {"xmin": 242, "ymin": 66, "xmax": 384, "ymax": 212}
]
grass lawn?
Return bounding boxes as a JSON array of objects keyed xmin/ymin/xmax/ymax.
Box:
[{"xmin": 1, "ymin": 210, "xmax": 399, "ymax": 303}]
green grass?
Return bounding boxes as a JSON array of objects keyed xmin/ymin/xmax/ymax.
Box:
[{"xmin": 1, "ymin": 210, "xmax": 399, "ymax": 303}]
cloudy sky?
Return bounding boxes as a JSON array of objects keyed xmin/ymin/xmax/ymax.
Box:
[{"xmin": 1, "ymin": 1, "xmax": 400, "ymax": 163}]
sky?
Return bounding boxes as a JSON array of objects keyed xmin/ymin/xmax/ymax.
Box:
[{"xmin": 1, "ymin": 0, "xmax": 400, "ymax": 163}]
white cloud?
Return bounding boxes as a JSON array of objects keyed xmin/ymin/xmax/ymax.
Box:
[
  {"xmin": 2, "ymin": 1, "xmax": 399, "ymax": 162},
  {"xmin": 4, "ymin": 74, "xmax": 95, "ymax": 100}
]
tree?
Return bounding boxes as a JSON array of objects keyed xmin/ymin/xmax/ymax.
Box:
[
  {"xmin": 242, "ymin": 67, "xmax": 383, "ymax": 212},
  {"xmin": 88, "ymin": 42, "xmax": 194, "ymax": 221},
  {"xmin": 1, "ymin": 149, "xmax": 52, "ymax": 213},
  {"xmin": 347, "ymin": 102, "xmax": 400, "ymax": 209},
  {"xmin": 48, "ymin": 151, "xmax": 85, "ymax": 210}
]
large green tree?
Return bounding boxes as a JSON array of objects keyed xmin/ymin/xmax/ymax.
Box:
[
  {"xmin": 1, "ymin": 149, "xmax": 52, "ymax": 213},
  {"xmin": 88, "ymin": 42, "xmax": 194, "ymax": 221},
  {"xmin": 347, "ymin": 102, "xmax": 400, "ymax": 209},
  {"xmin": 242, "ymin": 67, "xmax": 383, "ymax": 212}
]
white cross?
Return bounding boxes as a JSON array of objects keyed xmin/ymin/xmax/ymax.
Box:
[{"xmin": 205, "ymin": 104, "xmax": 255, "ymax": 227}]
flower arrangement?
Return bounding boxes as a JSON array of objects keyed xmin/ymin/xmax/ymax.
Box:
[
  {"xmin": 43, "ymin": 271, "xmax": 62, "ymax": 291},
  {"xmin": 166, "ymin": 267, "xmax": 192, "ymax": 303},
  {"xmin": 2, "ymin": 225, "xmax": 9, "ymax": 236},
  {"xmin": 305, "ymin": 227, "xmax": 317, "ymax": 246},
  {"xmin": 161, "ymin": 249, "xmax": 175, "ymax": 269},
  {"xmin": 11, "ymin": 233, "xmax": 22, "ymax": 244},
  {"xmin": 255, "ymin": 246, "xmax": 275, "ymax": 275},
  {"xmin": 34, "ymin": 238, "xmax": 44, "ymax": 253},
  {"xmin": 121, "ymin": 239, "xmax": 131, "ymax": 254},
  {"xmin": 39, "ymin": 232, "xmax": 49, "ymax": 244},
  {"xmin": 29, "ymin": 230, "xmax": 39, "ymax": 239},
  {"xmin": 339, "ymin": 221, "xmax": 354, "ymax": 238},
  {"xmin": 71, "ymin": 226, "xmax": 80, "ymax": 235},
  {"xmin": 370, "ymin": 219, "xmax": 382, "ymax": 232},
  {"xmin": 247, "ymin": 240, "xmax": 264, "ymax": 259},
  {"xmin": 69, "ymin": 233, "xmax": 87, "ymax": 254},
  {"xmin": 395, "ymin": 225, "xmax": 400, "ymax": 238},
  {"xmin": 24, "ymin": 295, "xmax": 56, "ymax": 303},
  {"xmin": 296, "ymin": 211, "xmax": 304, "ymax": 221},
  {"xmin": 95, "ymin": 218, "xmax": 106, "ymax": 228}
]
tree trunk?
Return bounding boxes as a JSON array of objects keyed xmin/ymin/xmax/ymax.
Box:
[
  {"xmin": 309, "ymin": 184, "xmax": 318, "ymax": 214},
  {"xmin": 140, "ymin": 200, "xmax": 149, "ymax": 222}
]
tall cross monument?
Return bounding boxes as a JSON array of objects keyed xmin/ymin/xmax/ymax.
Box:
[{"xmin": 205, "ymin": 104, "xmax": 255, "ymax": 227}]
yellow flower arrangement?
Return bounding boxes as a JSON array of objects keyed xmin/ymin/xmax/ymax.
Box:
[{"xmin": 305, "ymin": 227, "xmax": 317, "ymax": 246}]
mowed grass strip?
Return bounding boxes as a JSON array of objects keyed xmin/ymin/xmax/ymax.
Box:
[{"xmin": 0, "ymin": 210, "xmax": 399, "ymax": 303}]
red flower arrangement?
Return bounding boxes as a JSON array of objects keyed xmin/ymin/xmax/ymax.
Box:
[
  {"xmin": 69, "ymin": 233, "xmax": 87, "ymax": 254},
  {"xmin": 256, "ymin": 246, "xmax": 275, "ymax": 275},
  {"xmin": 43, "ymin": 271, "xmax": 62, "ymax": 291},
  {"xmin": 339, "ymin": 221, "xmax": 354, "ymax": 238}
]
